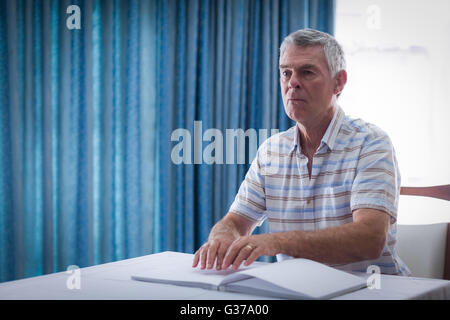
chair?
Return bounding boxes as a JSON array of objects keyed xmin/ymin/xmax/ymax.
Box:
[{"xmin": 396, "ymin": 185, "xmax": 450, "ymax": 280}]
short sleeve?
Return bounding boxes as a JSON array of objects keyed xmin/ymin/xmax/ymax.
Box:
[
  {"xmin": 228, "ymin": 150, "xmax": 267, "ymax": 225},
  {"xmin": 350, "ymin": 132, "xmax": 401, "ymax": 223}
]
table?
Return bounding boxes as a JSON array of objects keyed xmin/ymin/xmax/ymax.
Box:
[{"xmin": 0, "ymin": 252, "xmax": 449, "ymax": 300}]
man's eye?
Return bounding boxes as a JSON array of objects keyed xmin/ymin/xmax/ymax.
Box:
[{"xmin": 281, "ymin": 71, "xmax": 290, "ymax": 77}]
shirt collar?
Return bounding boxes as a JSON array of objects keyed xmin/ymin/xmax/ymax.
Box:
[
  {"xmin": 290, "ymin": 105, "xmax": 345, "ymax": 154},
  {"xmin": 320, "ymin": 104, "xmax": 344, "ymax": 151}
]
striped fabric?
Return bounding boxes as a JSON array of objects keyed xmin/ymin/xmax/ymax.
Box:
[{"xmin": 229, "ymin": 105, "xmax": 411, "ymax": 276}]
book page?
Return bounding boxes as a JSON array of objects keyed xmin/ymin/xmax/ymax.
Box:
[
  {"xmin": 223, "ymin": 277, "xmax": 309, "ymax": 300},
  {"xmin": 131, "ymin": 251, "xmax": 264, "ymax": 289},
  {"xmin": 222, "ymin": 258, "xmax": 367, "ymax": 299}
]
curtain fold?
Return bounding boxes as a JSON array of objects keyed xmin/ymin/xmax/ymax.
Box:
[{"xmin": 0, "ymin": 0, "xmax": 334, "ymax": 282}]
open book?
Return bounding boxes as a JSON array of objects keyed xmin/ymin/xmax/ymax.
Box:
[{"xmin": 131, "ymin": 251, "xmax": 367, "ymax": 299}]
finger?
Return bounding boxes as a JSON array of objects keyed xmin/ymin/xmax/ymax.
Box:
[
  {"xmin": 215, "ymin": 243, "xmax": 228, "ymax": 270},
  {"xmin": 244, "ymin": 248, "xmax": 260, "ymax": 267},
  {"xmin": 192, "ymin": 249, "xmax": 201, "ymax": 267},
  {"xmin": 200, "ymin": 244, "xmax": 209, "ymax": 269},
  {"xmin": 222, "ymin": 239, "xmax": 246, "ymax": 270},
  {"xmin": 206, "ymin": 240, "xmax": 219, "ymax": 269},
  {"xmin": 221, "ymin": 241, "xmax": 239, "ymax": 270},
  {"xmin": 232, "ymin": 244, "xmax": 255, "ymax": 270}
]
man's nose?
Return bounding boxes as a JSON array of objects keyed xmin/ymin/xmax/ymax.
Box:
[{"xmin": 288, "ymin": 73, "xmax": 301, "ymax": 89}]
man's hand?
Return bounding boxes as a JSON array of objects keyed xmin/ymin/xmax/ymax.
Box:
[
  {"xmin": 192, "ymin": 235, "xmax": 235, "ymax": 270},
  {"xmin": 221, "ymin": 234, "xmax": 281, "ymax": 270},
  {"xmin": 192, "ymin": 233, "xmax": 281, "ymax": 271},
  {"xmin": 192, "ymin": 212, "xmax": 258, "ymax": 270}
]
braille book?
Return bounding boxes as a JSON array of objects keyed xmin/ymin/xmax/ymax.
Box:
[{"xmin": 131, "ymin": 251, "xmax": 367, "ymax": 299}]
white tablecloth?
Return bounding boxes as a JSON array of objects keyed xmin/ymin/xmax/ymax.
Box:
[{"xmin": 0, "ymin": 253, "xmax": 449, "ymax": 300}]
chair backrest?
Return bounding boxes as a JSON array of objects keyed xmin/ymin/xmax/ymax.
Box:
[
  {"xmin": 397, "ymin": 185, "xmax": 450, "ymax": 280},
  {"xmin": 400, "ymin": 185, "xmax": 450, "ymax": 201}
]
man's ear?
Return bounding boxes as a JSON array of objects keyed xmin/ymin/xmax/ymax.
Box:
[{"xmin": 333, "ymin": 70, "xmax": 347, "ymax": 96}]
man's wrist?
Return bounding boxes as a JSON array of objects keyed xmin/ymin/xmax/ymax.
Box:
[
  {"xmin": 209, "ymin": 220, "xmax": 240, "ymax": 241},
  {"xmin": 269, "ymin": 232, "xmax": 284, "ymax": 256},
  {"xmin": 270, "ymin": 231, "xmax": 304, "ymax": 258}
]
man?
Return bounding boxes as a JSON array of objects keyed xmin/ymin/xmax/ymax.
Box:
[{"xmin": 192, "ymin": 29, "xmax": 410, "ymax": 276}]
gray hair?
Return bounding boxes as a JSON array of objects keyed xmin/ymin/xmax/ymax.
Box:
[{"xmin": 279, "ymin": 28, "xmax": 346, "ymax": 77}]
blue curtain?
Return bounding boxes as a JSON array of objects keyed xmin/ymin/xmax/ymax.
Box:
[{"xmin": 0, "ymin": 0, "xmax": 335, "ymax": 282}]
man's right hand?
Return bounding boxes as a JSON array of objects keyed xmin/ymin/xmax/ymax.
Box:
[
  {"xmin": 192, "ymin": 235, "xmax": 236, "ymax": 270},
  {"xmin": 192, "ymin": 212, "xmax": 257, "ymax": 270}
]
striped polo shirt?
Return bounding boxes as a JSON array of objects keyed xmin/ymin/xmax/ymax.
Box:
[{"xmin": 229, "ymin": 105, "xmax": 411, "ymax": 276}]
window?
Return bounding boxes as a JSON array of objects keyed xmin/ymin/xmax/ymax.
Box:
[{"xmin": 335, "ymin": 0, "xmax": 450, "ymax": 224}]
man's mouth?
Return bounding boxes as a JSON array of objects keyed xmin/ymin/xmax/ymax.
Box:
[{"xmin": 287, "ymin": 98, "xmax": 306, "ymax": 102}]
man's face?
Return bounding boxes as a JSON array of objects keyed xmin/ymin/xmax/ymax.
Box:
[{"xmin": 279, "ymin": 44, "xmax": 337, "ymax": 125}]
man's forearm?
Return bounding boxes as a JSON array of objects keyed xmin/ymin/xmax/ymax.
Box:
[{"xmin": 273, "ymin": 222, "xmax": 386, "ymax": 265}]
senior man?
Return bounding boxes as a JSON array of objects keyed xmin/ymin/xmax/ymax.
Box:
[{"xmin": 192, "ymin": 28, "xmax": 410, "ymax": 276}]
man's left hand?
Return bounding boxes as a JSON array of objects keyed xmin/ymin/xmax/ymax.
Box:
[{"xmin": 221, "ymin": 234, "xmax": 281, "ymax": 270}]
